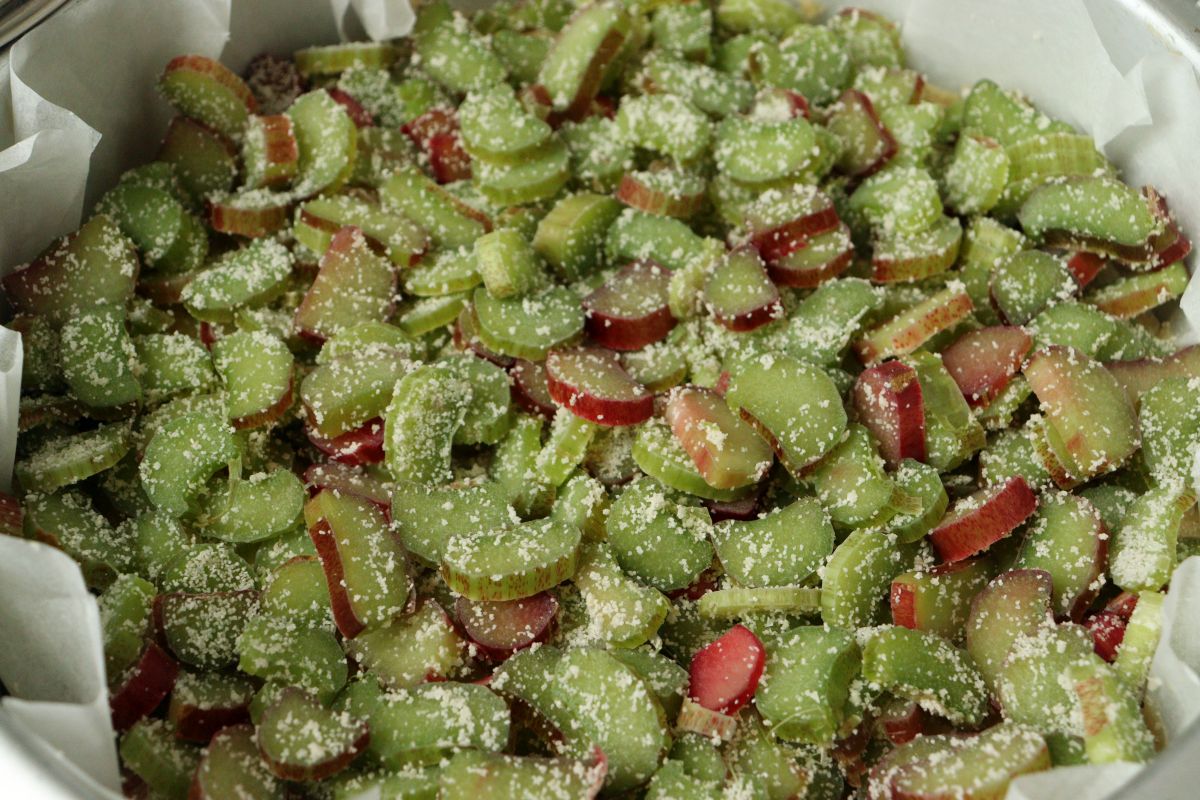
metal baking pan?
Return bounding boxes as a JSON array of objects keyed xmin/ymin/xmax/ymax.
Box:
[{"xmin": 1, "ymin": 0, "xmax": 1199, "ymax": 797}]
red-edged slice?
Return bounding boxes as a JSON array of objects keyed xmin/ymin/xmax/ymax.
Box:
[
  {"xmin": 752, "ymin": 87, "xmax": 811, "ymax": 120},
  {"xmin": 615, "ymin": 170, "xmax": 706, "ymax": 218},
  {"xmin": 455, "ymin": 304, "xmax": 514, "ymax": 368},
  {"xmin": 109, "ymin": 642, "xmax": 179, "ymax": 732},
  {"xmin": 305, "ymin": 417, "xmax": 385, "ymax": 466},
  {"xmin": 168, "ymin": 681, "xmax": 253, "ymax": 743},
  {"xmin": 208, "ymin": 194, "xmax": 291, "ymax": 238},
  {"xmin": 545, "ymin": 347, "xmax": 653, "ymax": 426},
  {"xmin": 767, "ymin": 223, "xmax": 854, "ymax": 288},
  {"xmin": 583, "ymin": 260, "xmax": 676, "ymax": 351},
  {"xmin": 940, "ymin": 325, "xmax": 1033, "ymax": 408},
  {"xmin": 510, "ymin": 359, "xmax": 559, "ymax": 420},
  {"xmin": 665, "ymin": 386, "xmax": 774, "ymax": 490},
  {"xmin": 257, "ymin": 688, "xmax": 369, "ymax": 781},
  {"xmin": 929, "ymin": 476, "xmax": 1038, "ymax": 562},
  {"xmin": 704, "ymin": 247, "xmax": 783, "ymax": 332},
  {"xmin": 1084, "ymin": 610, "xmax": 1127, "ymax": 662},
  {"xmin": 303, "ymin": 462, "xmax": 392, "ymax": 515},
  {"xmin": 402, "ymin": 108, "xmax": 471, "ymax": 183},
  {"xmin": 455, "ymin": 592, "xmax": 559, "ymax": 661},
  {"xmin": 687, "ymin": 623, "xmax": 766, "ymax": 715},
  {"xmin": 1063, "ymin": 251, "xmax": 1105, "ymax": 289},
  {"xmin": 852, "ymin": 360, "xmax": 926, "ymax": 469},
  {"xmin": 326, "ymin": 88, "xmax": 373, "ymax": 128},
  {"xmin": 826, "ymin": 88, "xmax": 896, "ymax": 178},
  {"xmin": 878, "ymin": 700, "xmax": 924, "ymax": 745},
  {"xmin": 1143, "ymin": 187, "xmax": 1193, "ymax": 270},
  {"xmin": 747, "ymin": 193, "xmax": 841, "ymax": 264}
]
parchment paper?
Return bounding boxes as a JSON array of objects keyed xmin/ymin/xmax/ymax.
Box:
[{"xmin": 0, "ymin": 1, "xmax": 1198, "ymax": 798}]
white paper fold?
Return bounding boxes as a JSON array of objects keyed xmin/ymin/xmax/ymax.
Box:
[{"xmin": 0, "ymin": 1, "xmax": 1198, "ymax": 798}]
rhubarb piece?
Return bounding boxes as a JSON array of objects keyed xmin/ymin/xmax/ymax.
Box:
[
  {"xmin": 534, "ymin": 192, "xmax": 624, "ymax": 280},
  {"xmin": 1087, "ymin": 260, "xmax": 1190, "ymax": 319},
  {"xmin": 203, "ymin": 469, "xmax": 304, "ymax": 545},
  {"xmin": 605, "ymin": 477, "xmax": 715, "ymax": 591},
  {"xmin": 825, "ymin": 88, "xmax": 896, "ymax": 177},
  {"xmin": 168, "ymin": 671, "xmax": 255, "ymax": 743},
  {"xmin": 942, "ymin": 132, "xmax": 1010, "ymax": 215},
  {"xmin": 459, "ymin": 85, "xmax": 553, "ymax": 161},
  {"xmin": 1108, "ymin": 483, "xmax": 1194, "ymax": 593},
  {"xmin": 754, "ymin": 625, "xmax": 861, "ymax": 745},
  {"xmin": 258, "ymin": 557, "xmax": 334, "ymax": 630},
  {"xmin": 307, "ymin": 489, "xmax": 409, "ymax": 639},
  {"xmin": 990, "ymin": 249, "xmax": 1076, "ymax": 325},
  {"xmin": 995, "ymin": 623, "xmax": 1099, "ymax": 735},
  {"xmin": 886, "ymin": 459, "xmax": 949, "ymax": 543},
  {"xmin": 713, "ymin": 498, "xmax": 830, "ymax": 590},
  {"xmin": 6, "ymin": 208, "xmax": 137, "ymax": 320},
  {"xmin": 288, "ymin": 90, "xmax": 358, "ymax": 195},
  {"xmin": 241, "ymin": 113, "xmax": 299, "ymax": 188},
  {"xmin": 941, "ymin": 325, "xmax": 1033, "ymax": 408},
  {"xmin": 766, "ymin": 223, "xmax": 854, "ymax": 288},
  {"xmin": 442, "ymin": 518, "xmax": 581, "ymax": 601},
  {"xmin": 862, "ymin": 626, "xmax": 988, "ymax": 726},
  {"xmin": 440, "ymin": 749, "xmax": 607, "ymax": 800},
  {"xmin": 156, "ymin": 589, "xmax": 257, "ymax": 670},
  {"xmin": 294, "ymin": 226, "xmax": 396, "ymax": 343},
  {"xmin": 207, "ymin": 189, "xmax": 291, "ymax": 237},
  {"xmin": 665, "ymin": 385, "xmax": 773, "ymax": 490},
  {"xmin": 158, "ymin": 54, "xmax": 256, "ymax": 140},
  {"xmin": 616, "ymin": 166, "xmax": 706, "ymax": 218},
  {"xmin": 849, "ymin": 165, "xmax": 943, "ymax": 237},
  {"xmin": 714, "ymin": 114, "xmax": 816, "ymax": 183},
  {"xmin": 1024, "ymin": 345, "xmax": 1139, "ymax": 482},
  {"xmin": 621, "ymin": 335, "xmax": 689, "ymax": 392},
  {"xmin": 853, "ymin": 284, "xmax": 974, "ymax": 365},
  {"xmin": 725, "ymin": 354, "xmax": 847, "ymax": 474},
  {"xmin": 687, "ymin": 624, "xmax": 764, "ymax": 716},
  {"xmin": 456, "ymin": 592, "xmax": 559, "ymax": 661},
  {"xmin": 1018, "ymin": 176, "xmax": 1161, "ymax": 259},
  {"xmin": 869, "ymin": 723, "xmax": 1050, "ymax": 800},
  {"xmin": 583, "ymin": 260, "xmax": 676, "ymax": 350},
  {"xmin": 120, "ymin": 719, "xmax": 201, "ymax": 800},
  {"xmin": 474, "ymin": 228, "xmax": 544, "ymax": 299},
  {"xmin": 929, "ymin": 476, "xmax": 1038, "ymax": 562},
  {"xmin": 535, "ymin": 403, "xmax": 597, "ymax": 486},
  {"xmin": 15, "ymin": 421, "xmax": 131, "ymax": 494},
  {"xmin": 889, "ymin": 559, "xmax": 992, "ymax": 640},
  {"xmin": 1105, "ymin": 345, "xmax": 1200, "ymax": 408},
  {"xmin": 181, "ymin": 238, "xmax": 292, "ymax": 323},
  {"xmin": 704, "ymin": 246, "xmax": 783, "ymax": 332},
  {"xmin": 157, "ymin": 116, "xmax": 238, "ymax": 201},
  {"xmin": 573, "ymin": 541, "xmax": 670, "ymax": 649},
  {"xmin": 822, "ymin": 528, "xmax": 921, "ymax": 631},
  {"xmin": 236, "ymin": 618, "xmax": 347, "ymax": 704},
  {"xmin": 1068, "ymin": 661, "xmax": 1155, "ymax": 764},
  {"xmin": 294, "ymin": 194, "xmax": 427, "ymax": 267},
  {"xmin": 109, "ymin": 642, "xmax": 179, "ymax": 732},
  {"xmin": 545, "ymin": 347, "xmax": 653, "ymax": 426},
  {"xmin": 744, "ymin": 185, "xmax": 840, "ymax": 264},
  {"xmin": 346, "ymin": 602, "xmax": 464, "ymax": 689},
  {"xmin": 257, "ymin": 687, "xmax": 368, "ymax": 781},
  {"xmin": 402, "ymin": 107, "xmax": 472, "ymax": 183},
  {"xmin": 871, "ymin": 216, "xmax": 963, "ymax": 283},
  {"xmin": 852, "ymin": 359, "xmax": 926, "ymax": 468},
  {"xmin": 1013, "ymin": 491, "xmax": 1108, "ymax": 618},
  {"xmin": 965, "ymin": 569, "xmax": 1054, "ymax": 690},
  {"xmin": 616, "ymin": 94, "xmax": 710, "ymax": 163},
  {"xmin": 473, "ymin": 285, "xmax": 585, "ymax": 361},
  {"xmin": 139, "ymin": 411, "xmax": 239, "ymax": 517},
  {"xmin": 383, "ymin": 362, "xmax": 471, "ymax": 485},
  {"xmin": 509, "ymin": 358, "xmax": 558, "ymax": 420},
  {"xmin": 59, "ymin": 303, "xmax": 142, "ymax": 409},
  {"xmin": 211, "ymin": 330, "xmax": 293, "ymax": 428},
  {"xmin": 631, "ymin": 420, "xmax": 755, "ymax": 502},
  {"xmin": 191, "ymin": 724, "xmax": 281, "ymax": 800}
]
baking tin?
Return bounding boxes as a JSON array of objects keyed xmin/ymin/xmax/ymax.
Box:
[{"xmin": 1, "ymin": 0, "xmax": 1200, "ymax": 797}]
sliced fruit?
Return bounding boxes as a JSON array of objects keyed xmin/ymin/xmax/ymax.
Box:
[
  {"xmin": 455, "ymin": 592, "xmax": 559, "ymax": 661},
  {"xmin": 442, "ymin": 518, "xmax": 581, "ymax": 601},
  {"xmin": 941, "ymin": 325, "xmax": 1033, "ymax": 408},
  {"xmin": 704, "ymin": 247, "xmax": 783, "ymax": 332},
  {"xmin": 688, "ymin": 624, "xmax": 765, "ymax": 715},
  {"xmin": 545, "ymin": 347, "xmax": 653, "ymax": 426},
  {"xmin": 852, "ymin": 359, "xmax": 926, "ymax": 469},
  {"xmin": 257, "ymin": 688, "xmax": 368, "ymax": 781},
  {"xmin": 293, "ymin": 226, "xmax": 396, "ymax": 343},
  {"xmin": 929, "ymin": 476, "xmax": 1038, "ymax": 562},
  {"xmin": 583, "ymin": 260, "xmax": 676, "ymax": 351}
]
